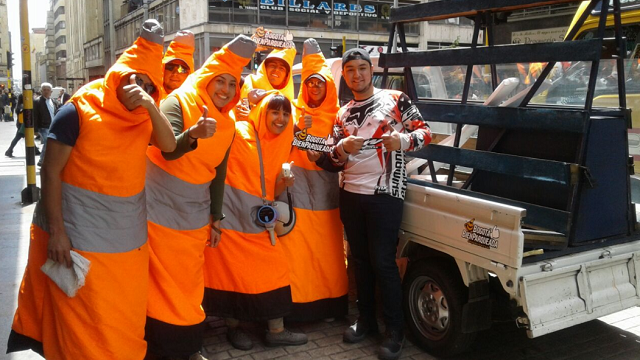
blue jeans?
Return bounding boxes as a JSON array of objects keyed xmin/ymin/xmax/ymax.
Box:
[
  {"xmin": 38, "ymin": 128, "xmax": 49, "ymax": 162},
  {"xmin": 339, "ymin": 189, "xmax": 405, "ymax": 331}
]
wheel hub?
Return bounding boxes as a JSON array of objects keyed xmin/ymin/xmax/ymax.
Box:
[{"xmin": 410, "ymin": 276, "xmax": 450, "ymax": 340}]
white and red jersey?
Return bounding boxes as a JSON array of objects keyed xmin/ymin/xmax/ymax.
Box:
[{"xmin": 328, "ymin": 89, "xmax": 431, "ymax": 200}]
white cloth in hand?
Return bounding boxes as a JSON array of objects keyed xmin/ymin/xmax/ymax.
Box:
[{"xmin": 41, "ymin": 250, "xmax": 91, "ymax": 297}]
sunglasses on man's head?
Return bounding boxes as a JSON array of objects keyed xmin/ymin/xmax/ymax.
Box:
[
  {"xmin": 135, "ymin": 76, "xmax": 156, "ymax": 96},
  {"xmin": 165, "ymin": 63, "xmax": 189, "ymax": 74}
]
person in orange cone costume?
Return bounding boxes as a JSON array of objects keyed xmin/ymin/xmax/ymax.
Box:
[
  {"xmin": 7, "ymin": 19, "xmax": 176, "ymax": 359},
  {"xmin": 145, "ymin": 35, "xmax": 257, "ymax": 360},
  {"xmin": 161, "ymin": 30, "xmax": 196, "ymax": 98},
  {"xmin": 280, "ymin": 38, "xmax": 349, "ymax": 321},
  {"xmin": 203, "ymin": 91, "xmax": 308, "ymax": 350},
  {"xmin": 235, "ymin": 47, "xmax": 296, "ymax": 121}
]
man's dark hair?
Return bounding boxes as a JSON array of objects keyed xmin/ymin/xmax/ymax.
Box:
[{"xmin": 342, "ymin": 48, "xmax": 372, "ymax": 68}]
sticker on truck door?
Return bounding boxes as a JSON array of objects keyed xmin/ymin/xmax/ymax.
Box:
[{"xmin": 462, "ymin": 218, "xmax": 500, "ymax": 249}]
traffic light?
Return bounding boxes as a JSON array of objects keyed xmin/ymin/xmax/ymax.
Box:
[
  {"xmin": 330, "ymin": 45, "xmax": 343, "ymax": 58},
  {"xmin": 6, "ymin": 51, "xmax": 13, "ymax": 70},
  {"xmin": 254, "ymin": 52, "xmax": 264, "ymax": 70}
]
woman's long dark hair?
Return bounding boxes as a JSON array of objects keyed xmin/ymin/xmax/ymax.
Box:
[{"xmin": 266, "ymin": 94, "xmax": 291, "ymax": 114}]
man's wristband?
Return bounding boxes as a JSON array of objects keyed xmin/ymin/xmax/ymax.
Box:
[{"xmin": 211, "ymin": 225, "xmax": 222, "ymax": 235}]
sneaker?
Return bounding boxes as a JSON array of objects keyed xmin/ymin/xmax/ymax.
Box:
[
  {"xmin": 264, "ymin": 328, "xmax": 308, "ymax": 347},
  {"xmin": 5, "ymin": 150, "xmax": 13, "ymax": 158},
  {"xmin": 35, "ymin": 148, "xmax": 41, "ymax": 156},
  {"xmin": 226, "ymin": 327, "xmax": 253, "ymax": 350},
  {"xmin": 37, "ymin": 160, "xmax": 43, "ymax": 167},
  {"xmin": 343, "ymin": 317, "xmax": 379, "ymax": 343},
  {"xmin": 378, "ymin": 329, "xmax": 405, "ymax": 360}
]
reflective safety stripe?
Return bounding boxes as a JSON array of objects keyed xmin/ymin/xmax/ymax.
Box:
[
  {"xmin": 282, "ymin": 166, "xmax": 339, "ymax": 211},
  {"xmin": 32, "ymin": 201, "xmax": 48, "ymax": 232},
  {"xmin": 61, "ymin": 182, "xmax": 147, "ymax": 253},
  {"xmin": 146, "ymin": 159, "xmax": 211, "ymax": 230},
  {"xmin": 220, "ymin": 185, "xmax": 265, "ymax": 234}
]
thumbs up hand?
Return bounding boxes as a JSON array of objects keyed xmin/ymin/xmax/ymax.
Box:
[
  {"xmin": 121, "ymin": 74, "xmax": 155, "ymax": 111},
  {"xmin": 300, "ymin": 107, "xmax": 313, "ymax": 129},
  {"xmin": 189, "ymin": 105, "xmax": 217, "ymax": 140}
]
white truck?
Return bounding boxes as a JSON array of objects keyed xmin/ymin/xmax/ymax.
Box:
[{"xmin": 380, "ymin": 0, "xmax": 640, "ymax": 357}]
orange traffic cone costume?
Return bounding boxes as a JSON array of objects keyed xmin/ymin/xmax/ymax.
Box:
[
  {"xmin": 240, "ymin": 47, "xmax": 297, "ymax": 101},
  {"xmin": 8, "ymin": 20, "xmax": 165, "ymax": 359},
  {"xmin": 280, "ymin": 39, "xmax": 348, "ymax": 321},
  {"xmin": 145, "ymin": 35, "xmax": 256, "ymax": 358},
  {"xmin": 203, "ymin": 91, "xmax": 294, "ymax": 320},
  {"xmin": 160, "ymin": 30, "xmax": 196, "ymax": 99}
]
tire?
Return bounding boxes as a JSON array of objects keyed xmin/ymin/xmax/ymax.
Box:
[{"xmin": 403, "ymin": 259, "xmax": 476, "ymax": 357}]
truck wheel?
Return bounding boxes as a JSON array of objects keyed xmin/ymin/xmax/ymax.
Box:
[{"xmin": 403, "ymin": 259, "xmax": 475, "ymax": 357}]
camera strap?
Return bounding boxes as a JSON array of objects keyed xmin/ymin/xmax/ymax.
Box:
[{"xmin": 253, "ymin": 126, "xmax": 277, "ymax": 246}]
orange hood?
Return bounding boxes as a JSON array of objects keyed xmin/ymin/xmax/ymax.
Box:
[
  {"xmin": 243, "ymin": 47, "xmax": 297, "ymax": 100},
  {"xmin": 293, "ymin": 38, "xmax": 339, "ymax": 137},
  {"xmin": 72, "ymin": 20, "xmax": 164, "ymax": 125},
  {"xmin": 163, "ymin": 31, "xmax": 196, "ymax": 72},
  {"xmin": 173, "ymin": 35, "xmax": 256, "ymax": 115},
  {"xmin": 234, "ymin": 91, "xmax": 294, "ymax": 200}
]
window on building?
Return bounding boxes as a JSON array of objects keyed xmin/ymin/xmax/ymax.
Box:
[
  {"xmin": 56, "ymin": 36, "xmax": 66, "ymax": 46},
  {"xmin": 56, "ymin": 50, "xmax": 67, "ymax": 60},
  {"xmin": 287, "ymin": 0, "xmax": 332, "ymax": 29},
  {"xmin": 206, "ymin": 0, "xmax": 417, "ymax": 34},
  {"xmin": 55, "ymin": 21, "xmax": 66, "ymax": 33},
  {"xmin": 54, "ymin": 6, "xmax": 65, "ymax": 18}
]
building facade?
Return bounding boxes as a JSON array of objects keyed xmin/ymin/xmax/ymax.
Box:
[
  {"xmin": 53, "ymin": 0, "xmax": 67, "ymax": 86},
  {"xmin": 42, "ymin": 7, "xmax": 57, "ymax": 87},
  {"xmin": 109, "ymin": 0, "xmax": 475, "ymax": 72},
  {"xmin": 0, "ymin": 0, "xmax": 10, "ymax": 89},
  {"xmin": 30, "ymin": 28, "xmax": 47, "ymax": 89}
]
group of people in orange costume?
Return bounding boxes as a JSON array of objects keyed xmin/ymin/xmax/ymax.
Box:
[{"xmin": 8, "ymin": 19, "xmax": 431, "ymax": 360}]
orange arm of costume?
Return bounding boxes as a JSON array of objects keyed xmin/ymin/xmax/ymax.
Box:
[{"xmin": 42, "ymin": 139, "xmax": 74, "ymax": 268}]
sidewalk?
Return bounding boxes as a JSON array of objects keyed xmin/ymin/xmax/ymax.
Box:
[{"xmin": 2, "ymin": 119, "xmax": 640, "ymax": 360}]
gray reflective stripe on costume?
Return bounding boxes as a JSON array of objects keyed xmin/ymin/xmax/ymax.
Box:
[
  {"xmin": 61, "ymin": 182, "xmax": 147, "ymax": 253},
  {"xmin": 146, "ymin": 159, "xmax": 211, "ymax": 231},
  {"xmin": 32, "ymin": 201, "xmax": 49, "ymax": 232},
  {"xmin": 221, "ymin": 185, "xmax": 265, "ymax": 234},
  {"xmin": 277, "ymin": 166, "xmax": 339, "ymax": 211}
]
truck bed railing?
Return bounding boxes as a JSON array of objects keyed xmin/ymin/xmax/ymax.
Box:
[{"xmin": 384, "ymin": 0, "xmax": 634, "ymax": 248}]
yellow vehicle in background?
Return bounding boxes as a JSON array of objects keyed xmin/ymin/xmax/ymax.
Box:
[{"xmin": 566, "ymin": 1, "xmax": 640, "ymax": 171}]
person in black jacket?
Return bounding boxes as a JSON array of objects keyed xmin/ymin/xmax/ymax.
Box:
[
  {"xmin": 4, "ymin": 94, "xmax": 41, "ymax": 158},
  {"xmin": 33, "ymin": 83, "xmax": 59, "ymax": 166}
]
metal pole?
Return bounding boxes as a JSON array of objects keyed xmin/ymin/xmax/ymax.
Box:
[
  {"xmin": 109, "ymin": 0, "xmax": 116, "ymax": 66},
  {"xmin": 143, "ymin": 0, "xmax": 149, "ymax": 20},
  {"xmin": 391, "ymin": 0, "xmax": 398, "ymax": 52},
  {"xmin": 20, "ymin": 0, "xmax": 40, "ymax": 204}
]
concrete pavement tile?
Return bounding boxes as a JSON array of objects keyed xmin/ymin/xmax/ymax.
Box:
[
  {"xmin": 600, "ymin": 307, "xmax": 640, "ymax": 325},
  {"xmin": 307, "ymin": 344, "xmax": 344, "ymax": 357},
  {"xmin": 275, "ymin": 352, "xmax": 313, "ymax": 360},
  {"xmin": 314, "ymin": 334, "xmax": 344, "ymax": 347},
  {"xmin": 305, "ymin": 330, "xmax": 329, "ymax": 341},
  {"xmin": 329, "ymin": 348, "xmax": 367, "ymax": 359},
  {"xmin": 249, "ymin": 347, "xmax": 288, "ymax": 360},
  {"xmin": 324, "ymin": 324, "xmax": 349, "ymax": 336}
]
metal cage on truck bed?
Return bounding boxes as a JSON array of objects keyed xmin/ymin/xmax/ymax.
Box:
[{"xmin": 381, "ymin": 0, "xmax": 636, "ymax": 258}]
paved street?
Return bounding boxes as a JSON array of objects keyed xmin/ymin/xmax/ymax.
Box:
[{"xmin": 2, "ymin": 119, "xmax": 640, "ymax": 360}]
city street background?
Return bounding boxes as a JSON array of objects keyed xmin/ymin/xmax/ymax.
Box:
[{"xmin": 2, "ymin": 119, "xmax": 640, "ymax": 359}]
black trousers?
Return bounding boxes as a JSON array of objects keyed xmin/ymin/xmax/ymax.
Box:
[{"xmin": 339, "ymin": 189, "xmax": 404, "ymax": 331}]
